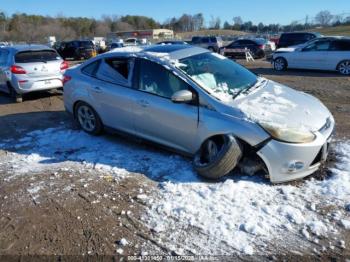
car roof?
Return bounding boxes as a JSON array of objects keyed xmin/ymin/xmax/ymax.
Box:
[
  {"xmin": 4, "ymin": 44, "xmax": 54, "ymax": 53},
  {"xmin": 106, "ymin": 44, "xmax": 208, "ymax": 61}
]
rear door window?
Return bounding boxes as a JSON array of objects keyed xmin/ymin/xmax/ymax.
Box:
[
  {"xmin": 15, "ymin": 50, "xmax": 60, "ymax": 63},
  {"xmin": 330, "ymin": 40, "xmax": 350, "ymax": 51},
  {"xmin": 81, "ymin": 60, "xmax": 101, "ymax": 76},
  {"xmin": 96, "ymin": 57, "xmax": 133, "ymax": 86}
]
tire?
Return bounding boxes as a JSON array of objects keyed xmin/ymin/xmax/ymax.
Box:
[
  {"xmin": 273, "ymin": 57, "xmax": 287, "ymax": 71},
  {"xmin": 7, "ymin": 82, "xmax": 23, "ymax": 103},
  {"xmin": 337, "ymin": 60, "xmax": 350, "ymax": 75},
  {"xmin": 193, "ymin": 135, "xmax": 242, "ymax": 180},
  {"xmin": 74, "ymin": 102, "xmax": 103, "ymax": 135}
]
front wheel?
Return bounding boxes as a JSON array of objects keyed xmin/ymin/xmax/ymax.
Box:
[
  {"xmin": 193, "ymin": 135, "xmax": 242, "ymax": 180},
  {"xmin": 74, "ymin": 102, "xmax": 103, "ymax": 135},
  {"xmin": 273, "ymin": 57, "xmax": 287, "ymax": 71},
  {"xmin": 338, "ymin": 60, "xmax": 350, "ymax": 75}
]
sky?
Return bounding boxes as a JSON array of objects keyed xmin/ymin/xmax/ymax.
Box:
[{"xmin": 2, "ymin": 0, "xmax": 350, "ymax": 25}]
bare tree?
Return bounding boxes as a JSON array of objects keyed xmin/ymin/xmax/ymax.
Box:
[{"xmin": 315, "ymin": 10, "xmax": 333, "ymax": 26}]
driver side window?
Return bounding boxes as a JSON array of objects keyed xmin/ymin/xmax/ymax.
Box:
[
  {"xmin": 303, "ymin": 40, "xmax": 330, "ymax": 52},
  {"xmin": 138, "ymin": 59, "xmax": 188, "ymax": 99}
]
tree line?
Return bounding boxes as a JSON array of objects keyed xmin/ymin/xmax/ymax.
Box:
[{"xmin": 0, "ymin": 10, "xmax": 349, "ymax": 43}]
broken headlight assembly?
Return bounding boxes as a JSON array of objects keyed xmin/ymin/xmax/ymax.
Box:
[{"xmin": 260, "ymin": 122, "xmax": 316, "ymax": 144}]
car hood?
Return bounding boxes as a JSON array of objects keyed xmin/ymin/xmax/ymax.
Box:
[
  {"xmin": 228, "ymin": 80, "xmax": 332, "ymax": 132},
  {"xmin": 275, "ymin": 44, "xmax": 303, "ymax": 53}
]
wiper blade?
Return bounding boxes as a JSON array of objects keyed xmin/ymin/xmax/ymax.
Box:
[{"xmin": 232, "ymin": 79, "xmax": 267, "ymax": 100}]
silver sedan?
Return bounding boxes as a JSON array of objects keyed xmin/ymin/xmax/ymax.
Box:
[{"xmin": 63, "ymin": 45, "xmax": 335, "ymax": 183}]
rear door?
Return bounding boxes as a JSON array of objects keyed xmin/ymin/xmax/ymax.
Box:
[
  {"xmin": 328, "ymin": 39, "xmax": 350, "ymax": 70},
  {"xmin": 133, "ymin": 58, "xmax": 199, "ymax": 153},
  {"xmin": 86, "ymin": 56, "xmax": 139, "ymax": 134},
  {"xmin": 14, "ymin": 49, "xmax": 63, "ymax": 78}
]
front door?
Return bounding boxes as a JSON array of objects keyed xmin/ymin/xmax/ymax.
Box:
[{"xmin": 133, "ymin": 58, "xmax": 199, "ymax": 154}]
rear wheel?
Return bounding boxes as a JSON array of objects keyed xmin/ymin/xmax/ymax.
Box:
[
  {"xmin": 74, "ymin": 102, "xmax": 103, "ymax": 135},
  {"xmin": 7, "ymin": 83, "xmax": 22, "ymax": 103},
  {"xmin": 193, "ymin": 135, "xmax": 242, "ymax": 180},
  {"xmin": 338, "ymin": 60, "xmax": 350, "ymax": 75},
  {"xmin": 273, "ymin": 57, "xmax": 287, "ymax": 71}
]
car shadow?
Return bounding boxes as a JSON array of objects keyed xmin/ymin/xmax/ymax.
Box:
[
  {"xmin": 0, "ymin": 111, "xmax": 270, "ymax": 185},
  {"xmin": 0, "ymin": 89, "xmax": 63, "ymax": 105}
]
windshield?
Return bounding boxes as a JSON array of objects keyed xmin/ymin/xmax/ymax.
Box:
[{"xmin": 177, "ymin": 52, "xmax": 258, "ymax": 101}]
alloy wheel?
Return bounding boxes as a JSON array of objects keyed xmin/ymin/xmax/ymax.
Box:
[
  {"xmin": 339, "ymin": 61, "xmax": 350, "ymax": 75},
  {"xmin": 77, "ymin": 105, "xmax": 96, "ymax": 132},
  {"xmin": 274, "ymin": 58, "xmax": 285, "ymax": 71}
]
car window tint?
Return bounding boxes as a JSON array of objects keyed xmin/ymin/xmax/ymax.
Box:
[
  {"xmin": 96, "ymin": 58, "xmax": 132, "ymax": 86},
  {"xmin": 304, "ymin": 40, "xmax": 330, "ymax": 51},
  {"xmin": 330, "ymin": 40, "xmax": 350, "ymax": 51},
  {"xmin": 138, "ymin": 59, "xmax": 187, "ymax": 98},
  {"xmin": 202, "ymin": 37, "xmax": 210, "ymax": 43},
  {"xmin": 81, "ymin": 60, "xmax": 101, "ymax": 76},
  {"xmin": 15, "ymin": 50, "xmax": 60, "ymax": 63},
  {"xmin": 105, "ymin": 58, "xmax": 129, "ymax": 79},
  {"xmin": 0, "ymin": 49, "xmax": 9, "ymax": 65},
  {"xmin": 210, "ymin": 37, "xmax": 217, "ymax": 43}
]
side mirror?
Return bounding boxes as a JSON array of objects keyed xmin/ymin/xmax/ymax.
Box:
[{"xmin": 171, "ymin": 90, "xmax": 193, "ymax": 103}]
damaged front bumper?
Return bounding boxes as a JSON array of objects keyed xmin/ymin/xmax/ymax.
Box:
[{"xmin": 257, "ymin": 119, "xmax": 335, "ymax": 183}]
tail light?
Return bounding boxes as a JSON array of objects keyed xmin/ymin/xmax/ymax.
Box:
[
  {"xmin": 11, "ymin": 65, "xmax": 26, "ymax": 74},
  {"xmin": 258, "ymin": 45, "xmax": 265, "ymax": 49},
  {"xmin": 62, "ymin": 75, "xmax": 72, "ymax": 85},
  {"xmin": 60, "ymin": 61, "xmax": 69, "ymax": 71}
]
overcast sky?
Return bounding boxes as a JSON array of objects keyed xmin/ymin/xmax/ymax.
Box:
[{"xmin": 2, "ymin": 0, "xmax": 350, "ymax": 25}]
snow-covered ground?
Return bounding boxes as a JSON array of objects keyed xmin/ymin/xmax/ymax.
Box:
[{"xmin": 0, "ymin": 126, "xmax": 349, "ymax": 255}]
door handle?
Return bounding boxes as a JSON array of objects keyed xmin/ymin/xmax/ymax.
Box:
[
  {"xmin": 137, "ymin": 99, "xmax": 149, "ymax": 107},
  {"xmin": 92, "ymin": 86, "xmax": 102, "ymax": 93}
]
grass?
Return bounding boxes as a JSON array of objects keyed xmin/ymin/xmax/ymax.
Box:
[{"xmin": 316, "ymin": 25, "xmax": 350, "ymax": 36}]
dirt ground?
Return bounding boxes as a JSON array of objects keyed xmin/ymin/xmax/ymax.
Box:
[{"xmin": 0, "ymin": 59, "xmax": 349, "ymax": 260}]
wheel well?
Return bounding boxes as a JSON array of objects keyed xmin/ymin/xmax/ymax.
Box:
[
  {"xmin": 336, "ymin": 59, "xmax": 350, "ymax": 70},
  {"xmin": 201, "ymin": 134, "xmax": 268, "ymax": 174}
]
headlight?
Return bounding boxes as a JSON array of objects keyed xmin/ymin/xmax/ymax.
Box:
[{"xmin": 260, "ymin": 122, "xmax": 316, "ymax": 143}]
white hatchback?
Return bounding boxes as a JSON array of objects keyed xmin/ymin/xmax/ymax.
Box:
[{"xmin": 272, "ymin": 37, "xmax": 350, "ymax": 75}]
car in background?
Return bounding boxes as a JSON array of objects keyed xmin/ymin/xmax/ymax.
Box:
[
  {"xmin": 124, "ymin": 38, "xmax": 138, "ymax": 46},
  {"xmin": 220, "ymin": 38, "xmax": 274, "ymax": 59},
  {"xmin": 63, "ymin": 44, "xmax": 334, "ymax": 183},
  {"xmin": 0, "ymin": 45, "xmax": 68, "ymax": 102},
  {"xmin": 273, "ymin": 36, "xmax": 350, "ymax": 75},
  {"xmin": 276, "ymin": 32, "xmax": 320, "ymax": 49},
  {"xmin": 191, "ymin": 36, "xmax": 223, "ymax": 52},
  {"xmin": 107, "ymin": 42, "xmax": 124, "ymax": 51},
  {"xmin": 56, "ymin": 40, "xmax": 96, "ymax": 60},
  {"xmin": 157, "ymin": 40, "xmax": 188, "ymax": 45}
]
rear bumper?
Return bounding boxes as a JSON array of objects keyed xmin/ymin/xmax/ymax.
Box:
[
  {"xmin": 257, "ymin": 119, "xmax": 335, "ymax": 183},
  {"xmin": 12, "ymin": 76, "xmax": 63, "ymax": 94}
]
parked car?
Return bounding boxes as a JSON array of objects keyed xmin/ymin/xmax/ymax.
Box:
[
  {"xmin": 56, "ymin": 40, "xmax": 96, "ymax": 60},
  {"xmin": 191, "ymin": 36, "xmax": 223, "ymax": 52},
  {"xmin": 0, "ymin": 45, "xmax": 68, "ymax": 102},
  {"xmin": 107, "ymin": 42, "xmax": 124, "ymax": 51},
  {"xmin": 124, "ymin": 38, "xmax": 138, "ymax": 46},
  {"xmin": 220, "ymin": 38, "xmax": 274, "ymax": 59},
  {"xmin": 273, "ymin": 36, "xmax": 350, "ymax": 75},
  {"xmin": 276, "ymin": 32, "xmax": 320, "ymax": 49},
  {"xmin": 63, "ymin": 44, "xmax": 334, "ymax": 183},
  {"xmin": 157, "ymin": 40, "xmax": 188, "ymax": 45}
]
